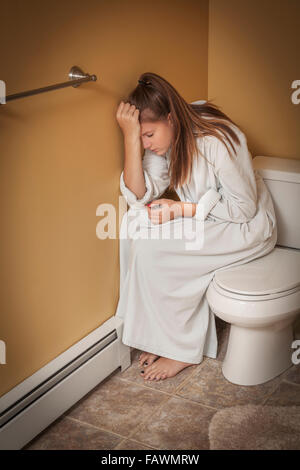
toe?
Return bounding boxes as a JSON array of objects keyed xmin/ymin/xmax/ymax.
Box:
[
  {"xmin": 143, "ymin": 371, "xmax": 151, "ymax": 380},
  {"xmin": 138, "ymin": 354, "xmax": 147, "ymax": 368},
  {"xmin": 144, "ymin": 374, "xmax": 153, "ymax": 381},
  {"xmin": 140, "ymin": 356, "xmax": 156, "ymax": 368},
  {"xmin": 139, "ymin": 353, "xmax": 155, "ymax": 368},
  {"xmin": 143, "ymin": 367, "xmax": 155, "ymax": 381},
  {"xmin": 141, "ymin": 366, "xmax": 150, "ymax": 379},
  {"xmin": 146, "ymin": 371, "xmax": 158, "ymax": 381}
]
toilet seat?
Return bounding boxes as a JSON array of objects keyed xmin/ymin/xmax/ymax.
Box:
[
  {"xmin": 212, "ymin": 277, "xmax": 300, "ymax": 301},
  {"xmin": 213, "ymin": 247, "xmax": 300, "ymax": 301}
]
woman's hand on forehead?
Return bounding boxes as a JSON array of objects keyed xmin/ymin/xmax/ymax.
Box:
[{"xmin": 116, "ymin": 101, "xmax": 141, "ymax": 139}]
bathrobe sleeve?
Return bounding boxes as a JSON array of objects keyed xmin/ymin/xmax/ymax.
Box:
[
  {"xmin": 120, "ymin": 149, "xmax": 170, "ymax": 208},
  {"xmin": 194, "ymin": 134, "xmax": 258, "ymax": 223}
]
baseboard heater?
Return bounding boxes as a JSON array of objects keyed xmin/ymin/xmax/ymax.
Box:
[{"xmin": 0, "ymin": 316, "xmax": 131, "ymax": 450}]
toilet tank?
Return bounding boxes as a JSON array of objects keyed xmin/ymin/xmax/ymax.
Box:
[{"xmin": 253, "ymin": 156, "xmax": 300, "ymax": 249}]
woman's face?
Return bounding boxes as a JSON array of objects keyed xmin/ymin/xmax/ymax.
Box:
[{"xmin": 140, "ymin": 113, "xmax": 173, "ymax": 155}]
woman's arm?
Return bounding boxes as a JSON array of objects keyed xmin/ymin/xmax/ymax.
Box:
[
  {"xmin": 117, "ymin": 101, "xmax": 170, "ymax": 208},
  {"xmin": 145, "ymin": 199, "xmax": 195, "ymax": 224},
  {"xmin": 193, "ymin": 134, "xmax": 257, "ymax": 223},
  {"xmin": 123, "ymin": 133, "xmax": 146, "ymax": 200},
  {"xmin": 177, "ymin": 202, "xmax": 197, "ymax": 218},
  {"xmin": 116, "ymin": 101, "xmax": 146, "ymax": 200},
  {"xmin": 120, "ymin": 149, "xmax": 170, "ymax": 208}
]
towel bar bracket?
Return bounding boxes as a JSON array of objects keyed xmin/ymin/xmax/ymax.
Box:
[
  {"xmin": 68, "ymin": 65, "xmax": 97, "ymax": 87},
  {"xmin": 2, "ymin": 65, "xmax": 97, "ymax": 103}
]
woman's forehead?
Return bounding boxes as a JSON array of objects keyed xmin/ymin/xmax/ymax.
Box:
[{"xmin": 141, "ymin": 121, "xmax": 159, "ymax": 134}]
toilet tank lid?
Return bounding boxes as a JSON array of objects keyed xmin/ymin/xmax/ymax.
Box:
[{"xmin": 253, "ymin": 156, "xmax": 300, "ymax": 184}]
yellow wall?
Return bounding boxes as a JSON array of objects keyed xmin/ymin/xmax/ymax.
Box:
[
  {"xmin": 0, "ymin": 0, "xmax": 208, "ymax": 396},
  {"xmin": 208, "ymin": 0, "xmax": 300, "ymax": 158}
]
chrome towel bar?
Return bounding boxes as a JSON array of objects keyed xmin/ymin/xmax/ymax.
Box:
[{"xmin": 4, "ymin": 66, "xmax": 97, "ymax": 103}]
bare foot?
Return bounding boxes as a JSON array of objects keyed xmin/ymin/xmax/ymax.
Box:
[
  {"xmin": 141, "ymin": 357, "xmax": 195, "ymax": 381},
  {"xmin": 138, "ymin": 351, "xmax": 160, "ymax": 368}
]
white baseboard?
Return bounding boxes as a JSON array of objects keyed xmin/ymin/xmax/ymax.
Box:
[{"xmin": 0, "ymin": 316, "xmax": 131, "ymax": 450}]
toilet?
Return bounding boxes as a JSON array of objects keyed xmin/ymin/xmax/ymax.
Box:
[{"xmin": 206, "ymin": 156, "xmax": 300, "ymax": 386}]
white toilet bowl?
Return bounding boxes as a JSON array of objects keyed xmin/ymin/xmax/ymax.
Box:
[{"xmin": 206, "ymin": 247, "xmax": 300, "ymax": 386}]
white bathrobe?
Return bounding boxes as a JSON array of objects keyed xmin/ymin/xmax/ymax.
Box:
[{"xmin": 115, "ymin": 122, "xmax": 277, "ymax": 363}]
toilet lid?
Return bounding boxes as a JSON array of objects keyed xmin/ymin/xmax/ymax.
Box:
[{"xmin": 214, "ymin": 247, "xmax": 300, "ymax": 296}]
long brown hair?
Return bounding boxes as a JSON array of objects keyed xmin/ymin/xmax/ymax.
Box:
[{"xmin": 126, "ymin": 72, "xmax": 242, "ymax": 191}]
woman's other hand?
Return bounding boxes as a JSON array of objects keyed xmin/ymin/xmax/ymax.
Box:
[
  {"xmin": 116, "ymin": 101, "xmax": 141, "ymax": 140},
  {"xmin": 147, "ymin": 199, "xmax": 183, "ymax": 224}
]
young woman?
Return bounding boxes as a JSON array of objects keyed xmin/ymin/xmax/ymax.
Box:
[{"xmin": 115, "ymin": 72, "xmax": 277, "ymax": 382}]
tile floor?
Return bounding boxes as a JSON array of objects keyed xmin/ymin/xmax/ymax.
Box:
[{"xmin": 23, "ymin": 318, "xmax": 300, "ymax": 450}]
